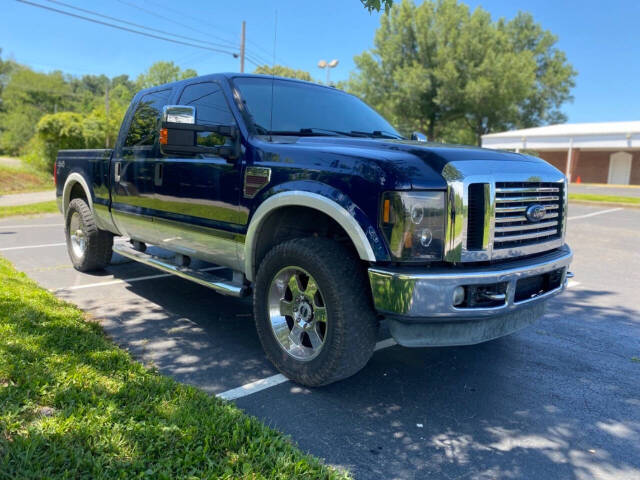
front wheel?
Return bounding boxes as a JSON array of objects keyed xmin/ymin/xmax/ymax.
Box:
[
  {"xmin": 254, "ymin": 238, "xmax": 378, "ymax": 386},
  {"xmin": 65, "ymin": 198, "xmax": 113, "ymax": 272}
]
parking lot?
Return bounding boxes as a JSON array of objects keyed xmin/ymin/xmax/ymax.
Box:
[{"xmin": 1, "ymin": 203, "xmax": 639, "ymax": 479}]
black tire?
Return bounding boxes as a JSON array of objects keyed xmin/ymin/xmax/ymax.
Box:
[
  {"xmin": 254, "ymin": 238, "xmax": 378, "ymax": 386},
  {"xmin": 65, "ymin": 198, "xmax": 113, "ymax": 272}
]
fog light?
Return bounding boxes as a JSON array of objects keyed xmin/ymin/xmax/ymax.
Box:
[{"xmin": 452, "ymin": 286, "xmax": 465, "ymax": 306}]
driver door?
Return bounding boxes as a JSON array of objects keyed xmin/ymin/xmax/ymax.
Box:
[{"xmin": 149, "ymin": 81, "xmax": 246, "ymax": 270}]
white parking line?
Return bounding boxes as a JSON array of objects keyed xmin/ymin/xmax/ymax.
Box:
[
  {"xmin": 0, "ymin": 223, "xmax": 63, "ymax": 229},
  {"xmin": 0, "ymin": 242, "xmax": 66, "ymax": 252},
  {"xmin": 567, "ymin": 207, "xmax": 623, "ymax": 220},
  {"xmin": 54, "ymin": 266, "xmax": 228, "ymax": 292},
  {"xmin": 216, "ymin": 338, "xmax": 399, "ymax": 401},
  {"xmin": 217, "ymin": 374, "xmax": 289, "ymax": 401},
  {"xmin": 374, "ymin": 337, "xmax": 398, "ymax": 351}
]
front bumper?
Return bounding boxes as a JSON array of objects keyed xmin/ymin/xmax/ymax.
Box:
[{"xmin": 368, "ymin": 245, "xmax": 573, "ymax": 347}]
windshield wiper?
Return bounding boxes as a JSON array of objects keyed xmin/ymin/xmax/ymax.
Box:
[
  {"xmin": 350, "ymin": 130, "xmax": 404, "ymax": 139},
  {"xmin": 264, "ymin": 127, "xmax": 353, "ymax": 137}
]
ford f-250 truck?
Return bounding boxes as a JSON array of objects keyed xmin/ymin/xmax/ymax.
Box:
[{"xmin": 56, "ymin": 73, "xmax": 573, "ymax": 386}]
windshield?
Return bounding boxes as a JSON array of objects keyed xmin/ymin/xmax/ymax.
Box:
[{"xmin": 232, "ymin": 77, "xmax": 401, "ymax": 138}]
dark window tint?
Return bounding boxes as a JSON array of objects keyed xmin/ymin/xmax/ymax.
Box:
[
  {"xmin": 124, "ymin": 89, "xmax": 171, "ymax": 147},
  {"xmin": 232, "ymin": 77, "xmax": 399, "ymax": 137},
  {"xmin": 178, "ymin": 82, "xmax": 235, "ymax": 125}
]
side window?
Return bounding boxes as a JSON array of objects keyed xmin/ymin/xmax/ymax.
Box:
[
  {"xmin": 178, "ymin": 82, "xmax": 235, "ymax": 126},
  {"xmin": 124, "ymin": 89, "xmax": 171, "ymax": 148}
]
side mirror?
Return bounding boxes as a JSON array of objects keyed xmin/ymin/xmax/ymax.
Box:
[
  {"xmin": 411, "ymin": 131, "xmax": 428, "ymax": 142},
  {"xmin": 160, "ymin": 105, "xmax": 239, "ymax": 158}
]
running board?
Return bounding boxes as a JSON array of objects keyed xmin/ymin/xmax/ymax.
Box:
[{"xmin": 113, "ymin": 244, "xmax": 249, "ymax": 297}]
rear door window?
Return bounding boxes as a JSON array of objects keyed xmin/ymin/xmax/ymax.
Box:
[{"xmin": 124, "ymin": 89, "xmax": 171, "ymax": 148}]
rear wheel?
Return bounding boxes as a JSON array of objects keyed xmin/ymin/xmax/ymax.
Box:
[
  {"xmin": 254, "ymin": 238, "xmax": 378, "ymax": 386},
  {"xmin": 65, "ymin": 198, "xmax": 113, "ymax": 272}
]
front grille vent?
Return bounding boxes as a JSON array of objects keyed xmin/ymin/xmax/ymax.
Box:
[
  {"xmin": 467, "ymin": 183, "xmax": 487, "ymax": 250},
  {"xmin": 493, "ymin": 182, "xmax": 563, "ymax": 250}
]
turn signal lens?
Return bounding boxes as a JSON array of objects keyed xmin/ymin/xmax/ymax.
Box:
[
  {"xmin": 383, "ymin": 199, "xmax": 390, "ymax": 223},
  {"xmin": 159, "ymin": 128, "xmax": 168, "ymax": 145}
]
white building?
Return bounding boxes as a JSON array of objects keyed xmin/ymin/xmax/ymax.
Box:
[{"xmin": 482, "ymin": 121, "xmax": 640, "ymax": 185}]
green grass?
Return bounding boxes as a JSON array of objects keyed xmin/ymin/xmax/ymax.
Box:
[
  {"xmin": 0, "ymin": 201, "xmax": 59, "ymax": 218},
  {"xmin": 569, "ymin": 193, "xmax": 640, "ymax": 205},
  {"xmin": 0, "ymin": 163, "xmax": 53, "ymax": 195},
  {"xmin": 0, "ymin": 257, "xmax": 348, "ymax": 479}
]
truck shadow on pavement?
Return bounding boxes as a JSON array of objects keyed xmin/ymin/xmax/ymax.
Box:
[{"xmin": 59, "ymin": 280, "xmax": 640, "ymax": 480}]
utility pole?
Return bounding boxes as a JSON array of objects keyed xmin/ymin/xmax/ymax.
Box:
[
  {"xmin": 105, "ymin": 83, "xmax": 110, "ymax": 148},
  {"xmin": 240, "ymin": 20, "xmax": 246, "ymax": 73}
]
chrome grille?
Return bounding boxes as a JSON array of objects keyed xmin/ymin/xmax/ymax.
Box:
[{"xmin": 493, "ymin": 182, "xmax": 563, "ymax": 250}]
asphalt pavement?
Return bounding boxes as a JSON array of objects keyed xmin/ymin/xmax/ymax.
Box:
[{"xmin": 1, "ymin": 204, "xmax": 639, "ymax": 479}]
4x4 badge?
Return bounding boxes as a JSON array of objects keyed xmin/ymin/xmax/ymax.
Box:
[{"xmin": 525, "ymin": 204, "xmax": 546, "ymax": 223}]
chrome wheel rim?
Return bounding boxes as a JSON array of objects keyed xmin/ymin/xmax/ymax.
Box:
[
  {"xmin": 69, "ymin": 212, "xmax": 86, "ymax": 259},
  {"xmin": 268, "ymin": 266, "xmax": 328, "ymax": 361}
]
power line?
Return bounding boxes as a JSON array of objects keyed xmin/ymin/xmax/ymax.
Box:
[
  {"xmin": 16, "ymin": 0, "xmax": 239, "ymax": 58},
  {"xmin": 139, "ymin": 0, "xmax": 280, "ymax": 66},
  {"xmin": 115, "ymin": 0, "xmax": 276, "ymax": 66},
  {"xmin": 116, "ymin": 0, "xmax": 239, "ymax": 50},
  {"xmin": 138, "ymin": 0, "xmax": 241, "ymax": 48},
  {"xmin": 41, "ymin": 0, "xmax": 241, "ymax": 52}
]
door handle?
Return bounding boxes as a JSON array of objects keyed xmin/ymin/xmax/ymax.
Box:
[
  {"xmin": 154, "ymin": 163, "xmax": 163, "ymax": 186},
  {"xmin": 114, "ymin": 161, "xmax": 121, "ymax": 182}
]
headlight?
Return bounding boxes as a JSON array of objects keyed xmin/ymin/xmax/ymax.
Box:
[{"xmin": 380, "ymin": 191, "xmax": 445, "ymax": 261}]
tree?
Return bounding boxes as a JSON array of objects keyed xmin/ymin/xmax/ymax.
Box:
[
  {"xmin": 0, "ymin": 66, "xmax": 74, "ymax": 154},
  {"xmin": 136, "ymin": 61, "xmax": 197, "ymax": 89},
  {"xmin": 347, "ymin": 0, "xmax": 575, "ymax": 145},
  {"xmin": 29, "ymin": 112, "xmax": 86, "ymax": 170},
  {"xmin": 361, "ymin": 0, "xmax": 394, "ymax": 12},
  {"xmin": 253, "ymin": 65, "xmax": 313, "ymax": 82}
]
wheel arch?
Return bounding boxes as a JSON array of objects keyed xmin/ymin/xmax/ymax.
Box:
[
  {"xmin": 62, "ymin": 173, "xmax": 93, "ymax": 219},
  {"xmin": 244, "ymin": 191, "xmax": 378, "ymax": 282}
]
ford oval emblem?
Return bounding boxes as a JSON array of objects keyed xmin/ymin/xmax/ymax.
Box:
[{"xmin": 526, "ymin": 204, "xmax": 546, "ymax": 223}]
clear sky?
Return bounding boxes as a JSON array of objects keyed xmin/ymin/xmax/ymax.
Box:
[{"xmin": 1, "ymin": 0, "xmax": 639, "ymax": 124}]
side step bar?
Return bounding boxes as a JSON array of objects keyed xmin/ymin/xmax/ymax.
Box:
[{"xmin": 113, "ymin": 244, "xmax": 249, "ymax": 297}]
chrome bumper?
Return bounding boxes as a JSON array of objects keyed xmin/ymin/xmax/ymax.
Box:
[{"xmin": 368, "ymin": 245, "xmax": 573, "ymax": 347}]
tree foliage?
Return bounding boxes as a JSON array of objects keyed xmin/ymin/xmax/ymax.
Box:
[
  {"xmin": 347, "ymin": 0, "xmax": 576, "ymax": 144},
  {"xmin": 136, "ymin": 61, "xmax": 197, "ymax": 89},
  {"xmin": 361, "ymin": 0, "xmax": 394, "ymax": 13},
  {"xmin": 0, "ymin": 56, "xmax": 195, "ymax": 168},
  {"xmin": 253, "ymin": 65, "xmax": 313, "ymax": 82}
]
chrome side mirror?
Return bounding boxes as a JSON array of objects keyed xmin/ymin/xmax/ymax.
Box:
[
  {"xmin": 162, "ymin": 105, "xmax": 196, "ymax": 124},
  {"xmin": 411, "ymin": 131, "xmax": 428, "ymax": 142}
]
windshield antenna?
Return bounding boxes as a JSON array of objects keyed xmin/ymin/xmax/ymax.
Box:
[{"xmin": 269, "ymin": 10, "xmax": 277, "ymax": 142}]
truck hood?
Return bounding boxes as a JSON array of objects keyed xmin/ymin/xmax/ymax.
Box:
[{"xmin": 288, "ymin": 136, "xmax": 554, "ymax": 190}]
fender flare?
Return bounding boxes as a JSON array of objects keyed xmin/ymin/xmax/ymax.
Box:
[
  {"xmin": 244, "ymin": 191, "xmax": 377, "ymax": 281},
  {"xmin": 61, "ymin": 172, "xmax": 93, "ymax": 219}
]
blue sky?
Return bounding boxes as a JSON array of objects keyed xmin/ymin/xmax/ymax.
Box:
[{"xmin": 1, "ymin": 0, "xmax": 639, "ymax": 124}]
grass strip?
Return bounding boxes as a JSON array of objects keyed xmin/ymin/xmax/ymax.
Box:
[
  {"xmin": 569, "ymin": 193, "xmax": 640, "ymax": 205},
  {"xmin": 0, "ymin": 201, "xmax": 59, "ymax": 218},
  {"xmin": 0, "ymin": 257, "xmax": 347, "ymax": 479},
  {"xmin": 0, "ymin": 164, "xmax": 53, "ymax": 195}
]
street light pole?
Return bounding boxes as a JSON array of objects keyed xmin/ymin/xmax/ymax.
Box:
[{"xmin": 317, "ymin": 59, "xmax": 339, "ymax": 85}]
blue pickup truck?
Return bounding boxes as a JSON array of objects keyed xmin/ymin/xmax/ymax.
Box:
[{"xmin": 55, "ymin": 73, "xmax": 573, "ymax": 386}]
